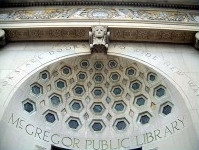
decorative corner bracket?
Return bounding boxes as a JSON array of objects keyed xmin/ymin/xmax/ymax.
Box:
[
  {"xmin": 89, "ymin": 26, "xmax": 110, "ymax": 53},
  {"xmin": 195, "ymin": 32, "xmax": 199, "ymax": 50}
]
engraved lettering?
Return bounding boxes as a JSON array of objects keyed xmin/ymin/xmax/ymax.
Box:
[
  {"xmin": 34, "ymin": 127, "xmax": 43, "ymax": 139},
  {"xmin": 43, "ymin": 130, "xmax": 50, "ymax": 142},
  {"xmin": 51, "ymin": 134, "xmax": 60, "ymax": 144},
  {"xmin": 25, "ymin": 124, "xmax": 35, "ymax": 135}
]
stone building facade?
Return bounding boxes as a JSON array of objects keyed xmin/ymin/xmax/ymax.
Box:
[{"xmin": 0, "ymin": 0, "xmax": 199, "ymax": 150}]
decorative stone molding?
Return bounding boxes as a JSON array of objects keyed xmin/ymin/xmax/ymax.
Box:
[
  {"xmin": 110, "ymin": 28, "xmax": 195, "ymax": 44},
  {"xmin": 0, "ymin": 1, "xmax": 198, "ymax": 10},
  {"xmin": 3, "ymin": 27, "xmax": 196, "ymax": 44},
  {"xmin": 195, "ymin": 32, "xmax": 199, "ymax": 50},
  {"xmin": 0, "ymin": 5, "xmax": 198, "ymax": 48},
  {"xmin": 0, "ymin": 7, "xmax": 199, "ymax": 24},
  {"xmin": 5, "ymin": 28, "xmax": 89, "ymax": 41},
  {"xmin": 89, "ymin": 26, "xmax": 110, "ymax": 53},
  {"xmin": 0, "ymin": 29, "xmax": 6, "ymax": 47}
]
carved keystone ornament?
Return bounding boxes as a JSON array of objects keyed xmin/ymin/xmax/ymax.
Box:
[{"xmin": 89, "ymin": 26, "xmax": 110, "ymax": 53}]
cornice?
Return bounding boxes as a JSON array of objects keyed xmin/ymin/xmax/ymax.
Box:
[
  {"xmin": 0, "ymin": 1, "xmax": 198, "ymax": 10},
  {"xmin": 0, "ymin": 6, "xmax": 198, "ymax": 45},
  {"xmin": 1, "ymin": 20, "xmax": 198, "ymax": 31}
]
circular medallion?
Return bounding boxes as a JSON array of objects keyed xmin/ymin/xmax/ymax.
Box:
[{"xmin": 88, "ymin": 9, "xmax": 112, "ymax": 19}]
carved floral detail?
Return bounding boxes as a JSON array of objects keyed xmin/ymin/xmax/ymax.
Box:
[{"xmin": 0, "ymin": 7, "xmax": 198, "ymax": 23}]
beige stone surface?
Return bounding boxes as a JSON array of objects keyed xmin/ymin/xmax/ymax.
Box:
[{"xmin": 0, "ymin": 42, "xmax": 198, "ymax": 150}]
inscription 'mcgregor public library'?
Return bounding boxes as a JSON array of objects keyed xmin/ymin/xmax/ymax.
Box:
[{"xmin": 8, "ymin": 113, "xmax": 185, "ymax": 150}]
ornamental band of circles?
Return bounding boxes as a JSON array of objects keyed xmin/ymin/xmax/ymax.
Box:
[{"xmin": 22, "ymin": 55, "xmax": 173, "ymax": 133}]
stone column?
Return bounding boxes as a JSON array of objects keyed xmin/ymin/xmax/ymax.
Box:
[
  {"xmin": 0, "ymin": 29, "xmax": 6, "ymax": 47},
  {"xmin": 195, "ymin": 32, "xmax": 199, "ymax": 50}
]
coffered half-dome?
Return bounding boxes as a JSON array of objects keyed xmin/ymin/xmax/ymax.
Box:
[{"xmin": 1, "ymin": 53, "xmax": 190, "ymax": 150}]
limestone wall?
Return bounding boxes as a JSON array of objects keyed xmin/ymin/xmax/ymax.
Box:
[{"xmin": 0, "ymin": 42, "xmax": 198, "ymax": 150}]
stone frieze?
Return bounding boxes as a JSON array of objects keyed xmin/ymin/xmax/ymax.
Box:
[
  {"xmin": 4, "ymin": 27, "xmax": 195, "ymax": 44},
  {"xmin": 110, "ymin": 28, "xmax": 195, "ymax": 44},
  {"xmin": 5, "ymin": 28, "xmax": 89, "ymax": 41},
  {"xmin": 0, "ymin": 6, "xmax": 199, "ymax": 24}
]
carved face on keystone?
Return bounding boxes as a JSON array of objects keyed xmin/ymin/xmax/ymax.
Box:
[{"xmin": 94, "ymin": 26, "xmax": 106, "ymax": 38}]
